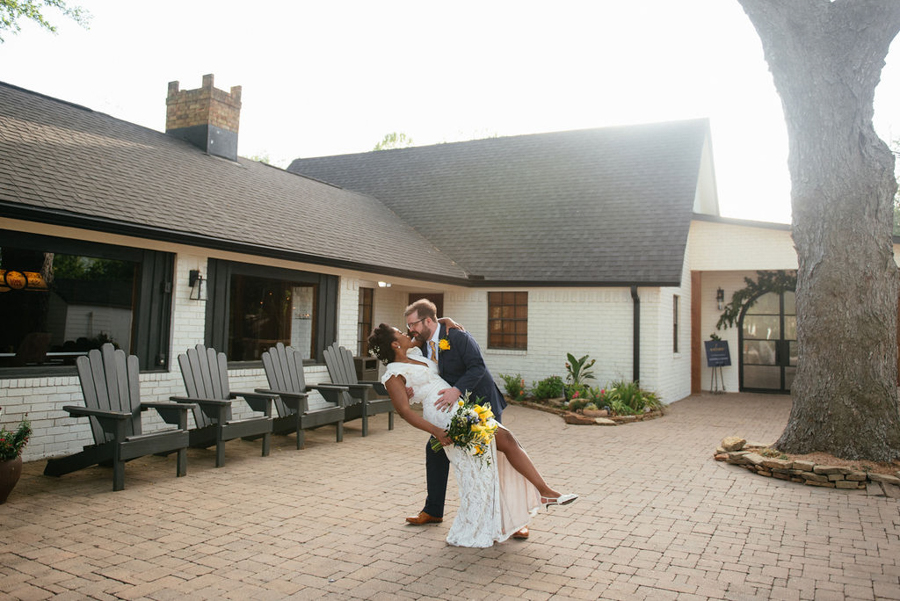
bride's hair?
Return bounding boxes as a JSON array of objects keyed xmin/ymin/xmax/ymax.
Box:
[{"xmin": 368, "ymin": 323, "xmax": 397, "ymax": 365}]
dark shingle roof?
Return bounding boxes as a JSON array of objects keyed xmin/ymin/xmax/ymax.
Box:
[
  {"xmin": 289, "ymin": 121, "xmax": 713, "ymax": 285},
  {"xmin": 0, "ymin": 81, "xmax": 467, "ymax": 282}
]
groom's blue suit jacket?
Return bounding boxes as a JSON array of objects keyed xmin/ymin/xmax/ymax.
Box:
[{"xmin": 436, "ymin": 324, "xmax": 507, "ymax": 418}]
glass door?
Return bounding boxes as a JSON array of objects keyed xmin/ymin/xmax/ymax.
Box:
[{"xmin": 739, "ymin": 291, "xmax": 796, "ymax": 393}]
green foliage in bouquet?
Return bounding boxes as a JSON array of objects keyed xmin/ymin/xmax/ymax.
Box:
[{"xmin": 430, "ymin": 392, "xmax": 499, "ymax": 464}]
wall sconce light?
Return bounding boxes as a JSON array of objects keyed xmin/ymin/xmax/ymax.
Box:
[
  {"xmin": 377, "ymin": 281, "xmax": 391, "ymax": 288},
  {"xmin": 189, "ymin": 269, "xmax": 206, "ymax": 301},
  {"xmin": 716, "ymin": 287, "xmax": 725, "ymax": 311}
]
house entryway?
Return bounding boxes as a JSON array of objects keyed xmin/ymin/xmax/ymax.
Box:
[{"xmin": 739, "ymin": 290, "xmax": 796, "ymax": 393}]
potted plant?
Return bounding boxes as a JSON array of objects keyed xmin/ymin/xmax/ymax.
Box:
[{"xmin": 0, "ymin": 407, "xmax": 31, "ymax": 504}]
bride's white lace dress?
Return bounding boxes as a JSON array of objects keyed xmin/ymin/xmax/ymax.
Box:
[{"xmin": 382, "ymin": 348, "xmax": 541, "ymax": 547}]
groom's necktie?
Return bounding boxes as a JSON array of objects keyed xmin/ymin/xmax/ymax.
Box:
[{"xmin": 429, "ymin": 340, "xmax": 438, "ymax": 363}]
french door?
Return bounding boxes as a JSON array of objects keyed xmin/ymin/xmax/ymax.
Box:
[{"xmin": 739, "ymin": 290, "xmax": 797, "ymax": 393}]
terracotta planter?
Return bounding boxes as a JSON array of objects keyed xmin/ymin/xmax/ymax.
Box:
[{"xmin": 0, "ymin": 455, "xmax": 23, "ymax": 504}]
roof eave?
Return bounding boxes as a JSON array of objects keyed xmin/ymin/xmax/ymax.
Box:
[{"xmin": 0, "ymin": 202, "xmax": 473, "ymax": 286}]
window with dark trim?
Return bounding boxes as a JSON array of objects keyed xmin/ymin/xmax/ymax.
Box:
[
  {"xmin": 488, "ymin": 291, "xmax": 527, "ymax": 350},
  {"xmin": 205, "ymin": 259, "xmax": 338, "ymax": 364},
  {"xmin": 0, "ymin": 230, "xmax": 173, "ymax": 375},
  {"xmin": 357, "ymin": 287, "xmax": 373, "ymax": 356},
  {"xmin": 673, "ymin": 295, "xmax": 680, "ymax": 353}
]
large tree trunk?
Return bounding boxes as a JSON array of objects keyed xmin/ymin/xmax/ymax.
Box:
[{"xmin": 738, "ymin": 0, "xmax": 900, "ymax": 461}]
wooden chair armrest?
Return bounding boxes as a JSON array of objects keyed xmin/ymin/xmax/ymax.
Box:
[
  {"xmin": 141, "ymin": 401, "xmax": 193, "ymax": 428},
  {"xmin": 254, "ymin": 388, "xmax": 307, "ymax": 413},
  {"xmin": 230, "ymin": 391, "xmax": 274, "ymax": 417},
  {"xmin": 141, "ymin": 401, "xmax": 194, "ymax": 412},
  {"xmin": 307, "ymin": 384, "xmax": 350, "ymax": 393},
  {"xmin": 254, "ymin": 388, "xmax": 308, "ymax": 400},
  {"xmin": 62, "ymin": 405, "xmax": 129, "ymax": 420},
  {"xmin": 358, "ymin": 380, "xmax": 388, "ymax": 395},
  {"xmin": 319, "ymin": 381, "xmax": 373, "ymax": 390},
  {"xmin": 307, "ymin": 384, "xmax": 351, "ymax": 407},
  {"xmin": 170, "ymin": 396, "xmax": 230, "ymax": 406}
]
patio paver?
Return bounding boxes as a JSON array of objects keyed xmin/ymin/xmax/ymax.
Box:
[{"xmin": 1, "ymin": 393, "xmax": 898, "ymax": 600}]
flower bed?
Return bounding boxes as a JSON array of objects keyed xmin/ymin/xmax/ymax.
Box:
[{"xmin": 506, "ymin": 397, "xmax": 664, "ymax": 426}]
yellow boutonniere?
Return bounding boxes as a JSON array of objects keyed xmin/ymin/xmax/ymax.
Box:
[{"xmin": 439, "ymin": 338, "xmax": 451, "ymax": 351}]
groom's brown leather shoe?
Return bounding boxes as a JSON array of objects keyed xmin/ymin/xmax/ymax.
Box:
[
  {"xmin": 406, "ymin": 511, "xmax": 442, "ymax": 525},
  {"xmin": 512, "ymin": 526, "xmax": 529, "ymax": 539}
]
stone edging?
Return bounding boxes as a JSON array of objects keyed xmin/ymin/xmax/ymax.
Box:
[
  {"xmin": 506, "ymin": 399, "xmax": 664, "ymax": 426},
  {"xmin": 714, "ymin": 437, "xmax": 900, "ymax": 498}
]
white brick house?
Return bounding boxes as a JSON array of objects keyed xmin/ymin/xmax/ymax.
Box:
[{"xmin": 3, "ymin": 76, "xmax": 896, "ymax": 465}]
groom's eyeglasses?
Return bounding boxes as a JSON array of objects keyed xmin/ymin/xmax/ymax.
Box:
[{"xmin": 406, "ymin": 317, "xmax": 426, "ymax": 330}]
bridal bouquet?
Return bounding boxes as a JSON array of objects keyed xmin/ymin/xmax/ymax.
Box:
[{"xmin": 431, "ymin": 391, "xmax": 500, "ymax": 464}]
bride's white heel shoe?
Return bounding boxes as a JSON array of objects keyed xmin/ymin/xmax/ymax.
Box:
[{"xmin": 541, "ymin": 493, "xmax": 578, "ymax": 509}]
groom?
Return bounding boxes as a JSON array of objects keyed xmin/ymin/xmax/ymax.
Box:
[{"xmin": 403, "ymin": 299, "xmax": 528, "ymax": 539}]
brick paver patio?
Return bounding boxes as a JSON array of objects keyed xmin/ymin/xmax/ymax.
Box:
[{"xmin": 1, "ymin": 393, "xmax": 899, "ymax": 600}]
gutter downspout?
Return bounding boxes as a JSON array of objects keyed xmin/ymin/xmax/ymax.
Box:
[{"xmin": 631, "ymin": 286, "xmax": 640, "ymax": 383}]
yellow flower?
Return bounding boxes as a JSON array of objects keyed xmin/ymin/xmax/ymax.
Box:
[
  {"xmin": 439, "ymin": 338, "xmax": 451, "ymax": 351},
  {"xmin": 474, "ymin": 405, "xmax": 494, "ymax": 421}
]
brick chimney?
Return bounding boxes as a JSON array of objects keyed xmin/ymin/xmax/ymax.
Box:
[{"xmin": 166, "ymin": 74, "xmax": 242, "ymax": 161}]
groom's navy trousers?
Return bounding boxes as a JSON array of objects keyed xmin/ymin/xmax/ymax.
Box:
[{"xmin": 423, "ymin": 325, "xmax": 507, "ymax": 518}]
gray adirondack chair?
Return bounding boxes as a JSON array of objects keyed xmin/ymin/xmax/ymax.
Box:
[
  {"xmin": 257, "ymin": 343, "xmax": 349, "ymax": 449},
  {"xmin": 43, "ymin": 343, "xmax": 193, "ymax": 491},
  {"xmin": 322, "ymin": 342, "xmax": 393, "ymax": 437},
  {"xmin": 172, "ymin": 344, "xmax": 274, "ymax": 467}
]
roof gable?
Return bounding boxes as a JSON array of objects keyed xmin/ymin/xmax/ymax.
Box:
[{"xmin": 289, "ymin": 120, "xmax": 715, "ymax": 285}]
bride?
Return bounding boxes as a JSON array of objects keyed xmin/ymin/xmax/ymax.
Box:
[{"xmin": 368, "ymin": 323, "xmax": 577, "ymax": 548}]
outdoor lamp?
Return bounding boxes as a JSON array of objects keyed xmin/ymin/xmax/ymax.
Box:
[
  {"xmin": 189, "ymin": 269, "xmax": 206, "ymax": 301},
  {"xmin": 716, "ymin": 287, "xmax": 725, "ymax": 310}
]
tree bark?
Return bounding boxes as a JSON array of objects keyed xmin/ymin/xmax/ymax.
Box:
[{"xmin": 738, "ymin": 0, "xmax": 900, "ymax": 461}]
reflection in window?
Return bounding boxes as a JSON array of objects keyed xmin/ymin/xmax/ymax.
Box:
[
  {"xmin": 357, "ymin": 287, "xmax": 373, "ymax": 356},
  {"xmin": 1, "ymin": 247, "xmax": 137, "ymax": 367},
  {"xmin": 488, "ymin": 291, "xmax": 527, "ymax": 350},
  {"xmin": 227, "ymin": 275, "xmax": 317, "ymax": 361}
]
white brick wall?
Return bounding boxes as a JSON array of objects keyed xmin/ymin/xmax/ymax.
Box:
[
  {"xmin": 438, "ymin": 286, "xmax": 690, "ymax": 405},
  {"xmin": 9, "ymin": 217, "xmax": 842, "ymax": 463}
]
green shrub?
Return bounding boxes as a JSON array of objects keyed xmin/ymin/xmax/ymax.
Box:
[
  {"xmin": 565, "ymin": 353, "xmax": 596, "ymax": 385},
  {"xmin": 532, "ymin": 375, "xmax": 564, "ymax": 400},
  {"xmin": 498, "ymin": 373, "xmax": 527, "ymax": 401},
  {"xmin": 604, "ymin": 380, "xmax": 664, "ymax": 415}
]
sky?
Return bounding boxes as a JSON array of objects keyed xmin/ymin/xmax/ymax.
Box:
[{"xmin": 3, "ymin": 1, "xmax": 900, "ymax": 225}]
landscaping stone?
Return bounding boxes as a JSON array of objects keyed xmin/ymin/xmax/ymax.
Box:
[
  {"xmin": 743, "ymin": 452, "xmax": 766, "ymax": 467},
  {"xmin": 716, "ymin": 440, "xmax": 900, "ymax": 499},
  {"xmin": 583, "ymin": 408, "xmax": 608, "ymax": 417},
  {"xmin": 721, "ymin": 436, "xmax": 746, "ymax": 452},
  {"xmin": 594, "ymin": 418, "xmax": 616, "ymax": 426},
  {"xmin": 761, "ymin": 458, "xmax": 793, "ymax": 470},
  {"xmin": 867, "ymin": 473, "xmax": 900, "ymax": 486},
  {"xmin": 745, "ymin": 440, "xmax": 770, "ymax": 449},
  {"xmin": 563, "ymin": 412, "xmax": 597, "ymax": 425},
  {"xmin": 814, "ymin": 465, "xmax": 852, "ymax": 475}
]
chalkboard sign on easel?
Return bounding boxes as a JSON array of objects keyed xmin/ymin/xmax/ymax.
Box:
[
  {"xmin": 704, "ymin": 341, "xmax": 731, "ymax": 367},
  {"xmin": 704, "ymin": 340, "xmax": 730, "ymax": 393}
]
